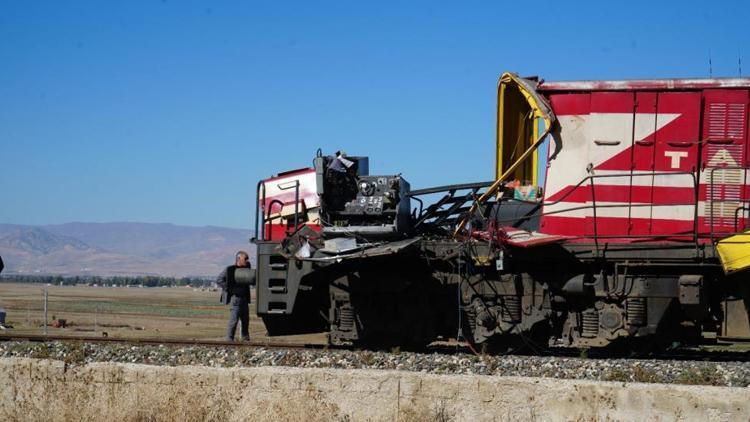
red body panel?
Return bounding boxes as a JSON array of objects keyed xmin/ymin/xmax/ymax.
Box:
[
  {"xmin": 259, "ymin": 168, "xmax": 321, "ymax": 241},
  {"xmin": 537, "ymin": 78, "xmax": 750, "ymax": 243}
]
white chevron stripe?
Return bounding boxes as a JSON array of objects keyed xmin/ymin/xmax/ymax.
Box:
[{"xmin": 545, "ymin": 201, "xmax": 695, "ymax": 220}]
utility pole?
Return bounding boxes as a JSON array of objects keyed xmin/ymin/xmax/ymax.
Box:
[{"xmin": 43, "ymin": 287, "xmax": 48, "ymax": 336}]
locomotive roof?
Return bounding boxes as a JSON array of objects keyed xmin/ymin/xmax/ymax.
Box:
[{"xmin": 536, "ymin": 77, "xmax": 750, "ymax": 92}]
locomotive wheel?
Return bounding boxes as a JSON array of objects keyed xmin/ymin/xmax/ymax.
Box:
[{"xmin": 461, "ymin": 315, "xmax": 552, "ymax": 355}]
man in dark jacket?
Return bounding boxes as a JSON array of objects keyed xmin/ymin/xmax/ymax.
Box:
[{"xmin": 216, "ymin": 250, "xmax": 255, "ymax": 341}]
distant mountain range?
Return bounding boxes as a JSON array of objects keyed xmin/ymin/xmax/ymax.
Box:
[{"xmin": 0, "ymin": 223, "xmax": 255, "ymax": 278}]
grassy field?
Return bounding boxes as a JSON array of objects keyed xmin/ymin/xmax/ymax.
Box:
[{"xmin": 0, "ymin": 282, "xmax": 325, "ymax": 343}]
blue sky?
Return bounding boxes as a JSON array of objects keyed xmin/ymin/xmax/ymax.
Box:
[{"xmin": 1, "ymin": 1, "xmax": 747, "ymax": 229}]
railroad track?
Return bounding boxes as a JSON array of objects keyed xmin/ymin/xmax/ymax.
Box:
[
  {"xmin": 0, "ymin": 333, "xmax": 334, "ymax": 351},
  {"xmin": 1, "ymin": 333, "xmax": 748, "ymax": 362},
  {"xmin": 0, "ymin": 333, "xmax": 474, "ymax": 355}
]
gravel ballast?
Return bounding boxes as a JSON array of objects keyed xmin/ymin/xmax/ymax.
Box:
[{"xmin": 1, "ymin": 340, "xmax": 749, "ymax": 387}]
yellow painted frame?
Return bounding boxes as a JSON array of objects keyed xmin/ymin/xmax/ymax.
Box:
[
  {"xmin": 496, "ymin": 75, "xmax": 547, "ymax": 185},
  {"xmin": 457, "ymin": 72, "xmax": 556, "ymax": 237},
  {"xmin": 717, "ymin": 232, "xmax": 750, "ymax": 274}
]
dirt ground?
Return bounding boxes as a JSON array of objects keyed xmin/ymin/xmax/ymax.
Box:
[{"xmin": 0, "ymin": 282, "xmax": 326, "ymax": 344}]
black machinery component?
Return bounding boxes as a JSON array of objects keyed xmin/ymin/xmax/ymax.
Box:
[
  {"xmin": 255, "ymin": 239, "xmax": 329, "ymax": 336},
  {"xmin": 315, "ymin": 153, "xmax": 412, "ymax": 239}
]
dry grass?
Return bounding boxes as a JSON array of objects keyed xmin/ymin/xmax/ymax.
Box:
[
  {"xmin": 0, "ymin": 362, "xmax": 344, "ymax": 422},
  {"xmin": 249, "ymin": 386, "xmax": 345, "ymax": 422},
  {"xmin": 399, "ymin": 399, "xmax": 455, "ymax": 422},
  {"xmin": 0, "ymin": 282, "xmax": 325, "ymax": 344},
  {"xmin": 603, "ymin": 365, "xmax": 665, "ymax": 384},
  {"xmin": 1, "ymin": 375, "xmax": 235, "ymax": 422},
  {"xmin": 675, "ymin": 365, "xmax": 724, "ymax": 386}
]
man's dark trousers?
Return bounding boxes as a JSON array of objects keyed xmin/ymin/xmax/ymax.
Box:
[{"xmin": 227, "ymin": 295, "xmax": 249, "ymax": 340}]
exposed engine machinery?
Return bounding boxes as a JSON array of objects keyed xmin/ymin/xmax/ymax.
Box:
[
  {"xmin": 314, "ymin": 152, "xmax": 411, "ymax": 239},
  {"xmin": 253, "ymin": 72, "xmax": 750, "ymax": 353}
]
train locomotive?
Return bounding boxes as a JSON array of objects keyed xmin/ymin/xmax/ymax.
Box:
[{"xmin": 253, "ymin": 72, "xmax": 750, "ymax": 352}]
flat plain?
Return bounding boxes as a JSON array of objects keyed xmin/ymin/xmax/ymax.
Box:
[{"xmin": 0, "ymin": 282, "xmax": 325, "ymax": 343}]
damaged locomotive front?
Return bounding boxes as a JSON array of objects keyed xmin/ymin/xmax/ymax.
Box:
[{"xmin": 252, "ymin": 72, "xmax": 750, "ymax": 353}]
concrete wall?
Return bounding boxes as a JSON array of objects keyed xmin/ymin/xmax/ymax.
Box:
[{"xmin": 0, "ymin": 357, "xmax": 748, "ymax": 421}]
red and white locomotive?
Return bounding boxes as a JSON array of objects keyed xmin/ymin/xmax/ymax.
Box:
[{"xmin": 253, "ymin": 73, "xmax": 750, "ymax": 351}]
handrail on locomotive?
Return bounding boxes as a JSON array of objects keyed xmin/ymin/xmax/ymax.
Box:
[{"xmin": 255, "ymin": 169, "xmax": 750, "ymax": 244}]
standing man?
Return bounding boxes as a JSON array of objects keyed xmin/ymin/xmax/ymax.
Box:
[{"xmin": 217, "ymin": 250, "xmax": 255, "ymax": 341}]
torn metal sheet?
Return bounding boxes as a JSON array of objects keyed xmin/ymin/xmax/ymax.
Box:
[
  {"xmin": 301, "ymin": 237, "xmax": 422, "ymax": 262},
  {"xmin": 501, "ymin": 228, "xmax": 569, "ymax": 248},
  {"xmin": 472, "ymin": 226, "xmax": 568, "ymax": 248}
]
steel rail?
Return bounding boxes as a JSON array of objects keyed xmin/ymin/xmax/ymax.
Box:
[
  {"xmin": 0, "ymin": 334, "xmax": 748, "ymax": 362},
  {"xmin": 0, "ymin": 334, "xmax": 335, "ymax": 350}
]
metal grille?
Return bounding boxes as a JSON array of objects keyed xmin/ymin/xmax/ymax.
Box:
[
  {"xmin": 707, "ymin": 160, "xmax": 744, "ymax": 228},
  {"xmin": 708, "ymin": 103, "xmax": 747, "ymax": 140},
  {"xmin": 706, "ymin": 101, "xmax": 747, "ymax": 229}
]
